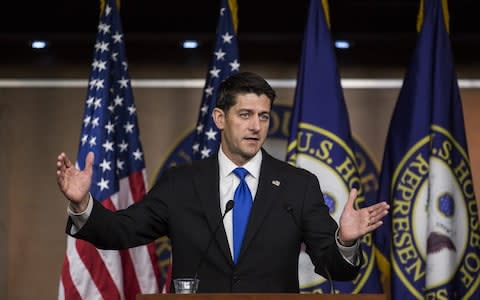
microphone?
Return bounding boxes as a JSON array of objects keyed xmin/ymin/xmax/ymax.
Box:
[
  {"xmin": 193, "ymin": 200, "xmax": 234, "ymax": 285},
  {"xmin": 283, "ymin": 203, "xmax": 335, "ymax": 295}
]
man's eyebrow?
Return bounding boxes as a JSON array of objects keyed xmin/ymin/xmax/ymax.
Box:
[{"xmin": 236, "ymin": 109, "xmax": 270, "ymax": 114}]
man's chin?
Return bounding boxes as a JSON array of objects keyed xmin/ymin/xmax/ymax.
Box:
[
  {"xmin": 244, "ymin": 149, "xmax": 260, "ymax": 159},
  {"xmin": 240, "ymin": 147, "xmax": 260, "ymax": 159}
]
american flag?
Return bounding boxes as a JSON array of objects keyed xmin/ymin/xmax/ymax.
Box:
[
  {"xmin": 58, "ymin": 0, "xmax": 161, "ymax": 299},
  {"xmin": 191, "ymin": 0, "xmax": 240, "ymax": 159},
  {"xmin": 156, "ymin": 0, "xmax": 239, "ymax": 291}
]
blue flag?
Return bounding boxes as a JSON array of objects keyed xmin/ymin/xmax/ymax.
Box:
[
  {"xmin": 375, "ymin": 0, "xmax": 480, "ymax": 299},
  {"xmin": 286, "ymin": 0, "xmax": 383, "ymax": 293},
  {"xmin": 59, "ymin": 0, "xmax": 161, "ymax": 298},
  {"xmin": 154, "ymin": 0, "xmax": 239, "ymax": 291}
]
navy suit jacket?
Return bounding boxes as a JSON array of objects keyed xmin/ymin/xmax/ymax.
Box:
[{"xmin": 68, "ymin": 149, "xmax": 360, "ymax": 292}]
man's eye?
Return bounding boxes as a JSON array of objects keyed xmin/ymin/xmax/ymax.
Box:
[
  {"xmin": 260, "ymin": 114, "xmax": 270, "ymax": 121},
  {"xmin": 239, "ymin": 113, "xmax": 249, "ymax": 118}
]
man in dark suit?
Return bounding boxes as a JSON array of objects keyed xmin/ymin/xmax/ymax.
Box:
[{"xmin": 56, "ymin": 71, "xmax": 389, "ymax": 293}]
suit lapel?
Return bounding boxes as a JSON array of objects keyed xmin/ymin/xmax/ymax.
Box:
[
  {"xmin": 238, "ymin": 150, "xmax": 282, "ymax": 262},
  {"xmin": 193, "ymin": 158, "xmax": 234, "ymax": 265}
]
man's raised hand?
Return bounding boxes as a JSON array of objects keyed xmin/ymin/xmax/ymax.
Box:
[
  {"xmin": 56, "ymin": 152, "xmax": 94, "ymax": 212},
  {"xmin": 338, "ymin": 188, "xmax": 389, "ymax": 244}
]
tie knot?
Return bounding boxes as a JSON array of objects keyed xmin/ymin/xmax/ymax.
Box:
[{"xmin": 233, "ymin": 167, "xmax": 249, "ymax": 180}]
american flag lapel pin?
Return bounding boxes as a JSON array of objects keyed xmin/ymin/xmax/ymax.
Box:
[{"xmin": 272, "ymin": 180, "xmax": 280, "ymax": 187}]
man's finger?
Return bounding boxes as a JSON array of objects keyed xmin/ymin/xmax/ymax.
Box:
[
  {"xmin": 368, "ymin": 202, "xmax": 389, "ymax": 213},
  {"xmin": 367, "ymin": 203, "xmax": 389, "ymax": 225},
  {"xmin": 345, "ymin": 188, "xmax": 358, "ymax": 209},
  {"xmin": 367, "ymin": 221, "xmax": 383, "ymax": 233},
  {"xmin": 63, "ymin": 153, "xmax": 73, "ymax": 168},
  {"xmin": 84, "ymin": 152, "xmax": 95, "ymax": 174},
  {"xmin": 57, "ymin": 159, "xmax": 63, "ymax": 172},
  {"xmin": 57, "ymin": 154, "xmax": 68, "ymax": 173}
]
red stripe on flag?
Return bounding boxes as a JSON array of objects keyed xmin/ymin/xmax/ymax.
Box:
[
  {"xmin": 128, "ymin": 170, "xmax": 146, "ymax": 203},
  {"xmin": 103, "ymin": 193, "xmax": 142, "ymax": 299},
  {"xmin": 102, "ymin": 197, "xmax": 116, "ymax": 211},
  {"xmin": 129, "ymin": 172, "xmax": 164, "ymax": 292},
  {"xmin": 76, "ymin": 239, "xmax": 122, "ymax": 300},
  {"xmin": 61, "ymin": 255, "xmax": 82, "ymax": 300},
  {"xmin": 120, "ymin": 250, "xmax": 141, "ymax": 300},
  {"xmin": 104, "ymin": 194, "xmax": 162, "ymax": 294},
  {"xmin": 102, "ymin": 195, "xmax": 143, "ymax": 298},
  {"xmin": 128, "ymin": 172, "xmax": 163, "ymax": 290}
]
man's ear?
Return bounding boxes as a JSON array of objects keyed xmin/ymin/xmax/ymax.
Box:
[{"xmin": 212, "ymin": 107, "xmax": 225, "ymax": 130}]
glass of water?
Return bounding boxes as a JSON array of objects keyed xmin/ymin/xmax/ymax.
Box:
[{"xmin": 173, "ymin": 278, "xmax": 199, "ymax": 294}]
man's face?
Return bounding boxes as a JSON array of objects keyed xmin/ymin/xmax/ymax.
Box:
[{"xmin": 213, "ymin": 93, "xmax": 271, "ymax": 165}]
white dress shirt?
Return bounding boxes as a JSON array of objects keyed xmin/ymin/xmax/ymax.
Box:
[{"xmin": 218, "ymin": 146, "xmax": 262, "ymax": 258}]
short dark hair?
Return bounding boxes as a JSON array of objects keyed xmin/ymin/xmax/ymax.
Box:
[{"xmin": 216, "ymin": 71, "xmax": 276, "ymax": 112}]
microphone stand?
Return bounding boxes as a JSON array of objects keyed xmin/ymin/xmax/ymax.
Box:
[
  {"xmin": 193, "ymin": 200, "xmax": 235, "ymax": 286},
  {"xmin": 284, "ymin": 204, "xmax": 335, "ymax": 294}
]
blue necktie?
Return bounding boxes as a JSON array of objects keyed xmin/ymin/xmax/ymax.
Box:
[{"xmin": 232, "ymin": 167, "xmax": 252, "ymax": 264}]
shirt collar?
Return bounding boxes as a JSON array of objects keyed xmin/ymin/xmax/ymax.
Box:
[{"xmin": 218, "ymin": 146, "xmax": 262, "ymax": 179}]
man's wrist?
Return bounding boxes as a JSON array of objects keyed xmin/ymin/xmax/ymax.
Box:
[
  {"xmin": 336, "ymin": 229, "xmax": 356, "ymax": 247},
  {"xmin": 337, "ymin": 236, "xmax": 355, "ymax": 247},
  {"xmin": 68, "ymin": 194, "xmax": 91, "ymax": 214}
]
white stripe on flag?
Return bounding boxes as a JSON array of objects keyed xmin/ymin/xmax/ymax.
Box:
[
  {"xmin": 58, "ymin": 279, "xmax": 65, "ymax": 300},
  {"xmin": 66, "ymin": 236, "xmax": 102, "ymax": 300},
  {"xmin": 97, "ymin": 249, "xmax": 126, "ymax": 300},
  {"xmin": 120, "ymin": 172, "xmax": 158, "ymax": 293},
  {"xmin": 129, "ymin": 246, "xmax": 159, "ymax": 293},
  {"xmin": 109, "ymin": 193, "xmax": 121, "ymax": 212},
  {"xmin": 142, "ymin": 169, "xmax": 149, "ymax": 191},
  {"xmin": 108, "ymin": 175, "xmax": 158, "ymax": 294},
  {"xmin": 113, "ymin": 176, "xmax": 136, "ymax": 209}
]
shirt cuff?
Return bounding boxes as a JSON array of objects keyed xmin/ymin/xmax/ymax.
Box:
[
  {"xmin": 335, "ymin": 228, "xmax": 360, "ymax": 266},
  {"xmin": 67, "ymin": 194, "xmax": 93, "ymax": 234}
]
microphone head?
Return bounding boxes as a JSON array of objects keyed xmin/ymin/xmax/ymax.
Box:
[{"xmin": 225, "ymin": 200, "xmax": 235, "ymax": 213}]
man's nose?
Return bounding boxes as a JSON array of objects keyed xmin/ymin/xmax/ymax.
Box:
[{"xmin": 249, "ymin": 116, "xmax": 261, "ymax": 131}]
